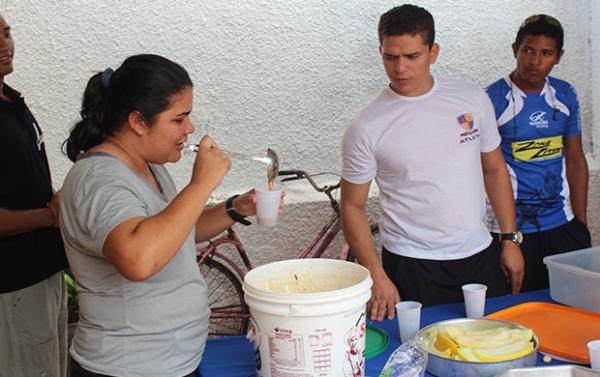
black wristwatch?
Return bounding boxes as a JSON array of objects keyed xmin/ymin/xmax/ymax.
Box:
[
  {"xmin": 499, "ymin": 231, "xmax": 523, "ymax": 245},
  {"xmin": 226, "ymin": 195, "xmax": 251, "ymax": 226}
]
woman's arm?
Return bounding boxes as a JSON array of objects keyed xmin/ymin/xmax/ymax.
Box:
[{"xmin": 103, "ymin": 136, "xmax": 230, "ymax": 281}]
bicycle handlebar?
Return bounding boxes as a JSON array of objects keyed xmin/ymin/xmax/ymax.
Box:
[{"xmin": 277, "ymin": 169, "xmax": 340, "ymax": 193}]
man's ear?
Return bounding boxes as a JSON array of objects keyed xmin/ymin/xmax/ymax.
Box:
[
  {"xmin": 430, "ymin": 43, "xmax": 440, "ymax": 64},
  {"xmin": 556, "ymin": 49, "xmax": 564, "ymax": 64},
  {"xmin": 127, "ymin": 112, "xmax": 149, "ymax": 136},
  {"xmin": 512, "ymin": 43, "xmax": 518, "ymax": 58}
]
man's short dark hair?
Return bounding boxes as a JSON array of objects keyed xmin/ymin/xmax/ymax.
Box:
[
  {"xmin": 515, "ymin": 14, "xmax": 564, "ymax": 51},
  {"xmin": 378, "ymin": 4, "xmax": 435, "ymax": 48}
]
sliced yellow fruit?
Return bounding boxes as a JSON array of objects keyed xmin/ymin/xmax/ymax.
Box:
[
  {"xmin": 473, "ymin": 341, "xmax": 534, "ymax": 362},
  {"xmin": 520, "ymin": 329, "xmax": 533, "ymax": 342},
  {"xmin": 457, "ymin": 347, "xmax": 481, "ymax": 362},
  {"xmin": 434, "ymin": 334, "xmax": 459, "ymax": 355},
  {"xmin": 445, "ymin": 325, "xmax": 465, "ymax": 340},
  {"xmin": 464, "ymin": 327, "xmax": 507, "ymax": 338},
  {"xmin": 456, "ymin": 333, "xmax": 526, "ymax": 349},
  {"xmin": 430, "ymin": 347, "xmax": 452, "ymax": 358}
]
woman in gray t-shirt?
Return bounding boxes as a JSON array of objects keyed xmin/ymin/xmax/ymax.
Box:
[{"xmin": 60, "ymin": 54, "xmax": 261, "ymax": 377}]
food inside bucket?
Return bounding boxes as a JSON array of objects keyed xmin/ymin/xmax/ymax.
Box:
[
  {"xmin": 419, "ymin": 323, "xmax": 535, "ymax": 362},
  {"xmin": 256, "ymin": 267, "xmax": 365, "ymax": 294}
]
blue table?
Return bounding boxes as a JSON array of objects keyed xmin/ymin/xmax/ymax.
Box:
[{"xmin": 199, "ymin": 289, "xmax": 566, "ymax": 377}]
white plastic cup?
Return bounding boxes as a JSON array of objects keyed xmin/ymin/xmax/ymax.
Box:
[
  {"xmin": 588, "ymin": 340, "xmax": 600, "ymax": 371},
  {"xmin": 255, "ymin": 183, "xmax": 282, "ymax": 226},
  {"xmin": 396, "ymin": 301, "xmax": 422, "ymax": 343},
  {"xmin": 462, "ymin": 283, "xmax": 487, "ymax": 318}
]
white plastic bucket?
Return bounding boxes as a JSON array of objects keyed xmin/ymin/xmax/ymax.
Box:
[{"xmin": 243, "ymin": 258, "xmax": 373, "ymax": 377}]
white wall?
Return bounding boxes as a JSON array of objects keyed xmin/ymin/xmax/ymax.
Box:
[{"xmin": 3, "ymin": 0, "xmax": 595, "ymax": 198}]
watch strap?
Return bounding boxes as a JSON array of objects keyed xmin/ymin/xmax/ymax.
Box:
[
  {"xmin": 226, "ymin": 195, "xmax": 251, "ymax": 226},
  {"xmin": 499, "ymin": 231, "xmax": 522, "ymax": 244}
]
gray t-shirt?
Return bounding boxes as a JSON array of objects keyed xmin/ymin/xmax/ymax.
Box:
[{"xmin": 60, "ymin": 153, "xmax": 209, "ymax": 377}]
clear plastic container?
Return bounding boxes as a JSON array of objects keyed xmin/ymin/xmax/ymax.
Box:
[
  {"xmin": 379, "ymin": 340, "xmax": 427, "ymax": 377},
  {"xmin": 543, "ymin": 246, "xmax": 600, "ymax": 313}
]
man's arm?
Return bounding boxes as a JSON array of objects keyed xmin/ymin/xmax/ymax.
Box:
[
  {"xmin": 481, "ymin": 147, "xmax": 524, "ymax": 294},
  {"xmin": 341, "ymin": 179, "xmax": 399, "ymax": 321},
  {"xmin": 0, "ymin": 192, "xmax": 59, "ymax": 237},
  {"xmin": 564, "ymin": 134, "xmax": 588, "ymax": 224}
]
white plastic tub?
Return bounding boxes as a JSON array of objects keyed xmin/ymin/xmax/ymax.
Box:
[
  {"xmin": 243, "ymin": 259, "xmax": 372, "ymax": 377},
  {"xmin": 496, "ymin": 365, "xmax": 600, "ymax": 376},
  {"xmin": 543, "ymin": 246, "xmax": 600, "ymax": 313}
]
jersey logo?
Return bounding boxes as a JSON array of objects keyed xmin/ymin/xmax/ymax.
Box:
[
  {"xmin": 458, "ymin": 113, "xmax": 479, "ymax": 144},
  {"xmin": 457, "ymin": 113, "xmax": 474, "ymax": 130},
  {"xmin": 512, "ymin": 136, "xmax": 563, "ymax": 161},
  {"xmin": 528, "ymin": 110, "xmax": 549, "ymax": 128}
]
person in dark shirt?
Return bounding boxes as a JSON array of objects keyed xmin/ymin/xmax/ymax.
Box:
[{"xmin": 0, "ymin": 14, "xmax": 68, "ymax": 377}]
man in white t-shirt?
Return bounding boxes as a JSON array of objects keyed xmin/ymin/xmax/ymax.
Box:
[{"xmin": 341, "ymin": 4, "xmax": 524, "ymax": 321}]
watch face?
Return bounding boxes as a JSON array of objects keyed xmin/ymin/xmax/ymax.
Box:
[{"xmin": 514, "ymin": 231, "xmax": 523, "ymax": 244}]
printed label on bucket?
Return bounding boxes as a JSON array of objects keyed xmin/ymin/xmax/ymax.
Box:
[
  {"xmin": 343, "ymin": 313, "xmax": 366, "ymax": 377},
  {"xmin": 254, "ymin": 312, "xmax": 366, "ymax": 377}
]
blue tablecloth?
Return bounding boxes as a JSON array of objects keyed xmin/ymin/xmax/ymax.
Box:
[{"xmin": 199, "ymin": 289, "xmax": 568, "ymax": 377}]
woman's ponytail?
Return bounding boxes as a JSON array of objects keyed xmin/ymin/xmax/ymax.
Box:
[{"xmin": 63, "ymin": 73, "xmax": 109, "ymax": 162}]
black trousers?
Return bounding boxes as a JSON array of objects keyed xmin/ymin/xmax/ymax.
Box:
[
  {"xmin": 491, "ymin": 218, "xmax": 591, "ymax": 292},
  {"xmin": 69, "ymin": 357, "xmax": 202, "ymax": 377},
  {"xmin": 382, "ymin": 241, "xmax": 510, "ymax": 307}
]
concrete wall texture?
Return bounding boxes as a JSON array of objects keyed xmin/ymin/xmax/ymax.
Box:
[{"xmin": 2, "ymin": 1, "xmax": 598, "ymax": 265}]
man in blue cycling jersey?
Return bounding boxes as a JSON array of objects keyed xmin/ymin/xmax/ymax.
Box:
[{"xmin": 486, "ymin": 14, "xmax": 591, "ymax": 292}]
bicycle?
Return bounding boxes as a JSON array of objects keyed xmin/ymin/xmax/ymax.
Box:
[{"xmin": 197, "ymin": 169, "xmax": 379, "ymax": 337}]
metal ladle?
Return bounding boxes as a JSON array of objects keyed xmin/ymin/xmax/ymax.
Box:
[
  {"xmin": 185, "ymin": 144, "xmax": 279, "ymax": 180},
  {"xmin": 266, "ymin": 148, "xmax": 279, "ymax": 183}
]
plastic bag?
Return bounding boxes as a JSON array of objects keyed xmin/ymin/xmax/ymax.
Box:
[{"xmin": 378, "ymin": 340, "xmax": 428, "ymax": 377}]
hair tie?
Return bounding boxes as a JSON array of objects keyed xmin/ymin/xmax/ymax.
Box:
[{"xmin": 101, "ymin": 68, "xmax": 114, "ymax": 88}]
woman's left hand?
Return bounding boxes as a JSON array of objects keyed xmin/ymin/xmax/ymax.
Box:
[{"xmin": 233, "ymin": 189, "xmax": 285, "ymax": 217}]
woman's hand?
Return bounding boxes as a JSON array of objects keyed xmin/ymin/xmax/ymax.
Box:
[
  {"xmin": 191, "ymin": 135, "xmax": 231, "ymax": 191},
  {"xmin": 232, "ymin": 189, "xmax": 285, "ymax": 217}
]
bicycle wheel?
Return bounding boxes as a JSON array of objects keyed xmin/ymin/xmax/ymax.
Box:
[
  {"xmin": 199, "ymin": 258, "xmax": 249, "ymax": 337},
  {"xmin": 346, "ymin": 223, "xmax": 380, "ymax": 262}
]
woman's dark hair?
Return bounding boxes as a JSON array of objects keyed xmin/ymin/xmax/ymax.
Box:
[
  {"xmin": 63, "ymin": 54, "xmax": 193, "ymax": 162},
  {"xmin": 378, "ymin": 4, "xmax": 435, "ymax": 48}
]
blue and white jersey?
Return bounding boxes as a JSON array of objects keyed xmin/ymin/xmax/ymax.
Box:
[{"xmin": 486, "ymin": 76, "xmax": 581, "ymax": 233}]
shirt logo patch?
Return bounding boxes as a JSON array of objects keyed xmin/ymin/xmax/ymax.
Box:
[
  {"xmin": 528, "ymin": 111, "xmax": 549, "ymax": 128},
  {"xmin": 457, "ymin": 113, "xmax": 474, "ymax": 130},
  {"xmin": 512, "ymin": 136, "xmax": 563, "ymax": 161},
  {"xmin": 458, "ymin": 113, "xmax": 479, "ymax": 144}
]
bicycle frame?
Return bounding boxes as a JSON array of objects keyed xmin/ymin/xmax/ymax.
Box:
[
  {"xmin": 197, "ymin": 227, "xmax": 253, "ymax": 279},
  {"xmin": 295, "ymin": 203, "xmax": 348, "ymax": 259},
  {"xmin": 278, "ymin": 169, "xmax": 351, "ymax": 260}
]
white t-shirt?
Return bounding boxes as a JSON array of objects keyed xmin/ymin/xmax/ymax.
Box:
[{"xmin": 342, "ymin": 76, "xmax": 501, "ymax": 260}]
